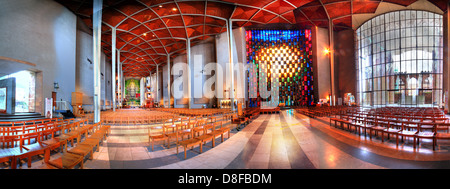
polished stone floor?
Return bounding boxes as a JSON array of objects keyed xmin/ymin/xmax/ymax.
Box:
[{"xmin": 7, "ymin": 109, "xmax": 450, "ymax": 169}]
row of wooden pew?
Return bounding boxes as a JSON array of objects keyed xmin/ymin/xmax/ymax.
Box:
[
  {"xmin": 294, "ymin": 106, "xmax": 450, "ymax": 150},
  {"xmin": 153, "ymin": 108, "xmax": 233, "ymax": 117},
  {"xmin": 328, "ymin": 108, "xmax": 450, "ymax": 150},
  {"xmin": 149, "ymin": 115, "xmax": 232, "ymax": 159},
  {"xmin": 43, "ymin": 122, "xmax": 110, "ymax": 169},
  {"xmin": 295, "ymin": 106, "xmax": 355, "ymax": 118},
  {"xmin": 0, "ymin": 118, "xmax": 110, "ymax": 169},
  {"xmin": 101, "ymin": 110, "xmax": 174, "ymax": 125}
]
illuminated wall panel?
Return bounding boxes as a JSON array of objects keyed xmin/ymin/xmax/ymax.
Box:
[{"xmin": 246, "ymin": 29, "xmax": 314, "ymax": 107}]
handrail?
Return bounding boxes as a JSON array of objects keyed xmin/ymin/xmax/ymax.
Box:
[{"xmin": 55, "ymin": 101, "xmax": 72, "ymax": 111}]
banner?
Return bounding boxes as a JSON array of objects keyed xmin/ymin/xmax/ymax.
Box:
[{"xmin": 45, "ymin": 98, "xmax": 52, "ymax": 118}]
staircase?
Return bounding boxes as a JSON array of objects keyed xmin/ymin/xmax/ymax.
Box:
[{"xmin": 0, "ymin": 112, "xmax": 45, "ymax": 121}]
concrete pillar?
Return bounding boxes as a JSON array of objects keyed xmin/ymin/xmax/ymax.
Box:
[
  {"xmin": 117, "ymin": 49, "xmax": 121, "ymax": 108},
  {"xmin": 93, "ymin": 0, "xmax": 102, "ymax": 123},
  {"xmin": 167, "ymin": 55, "xmax": 171, "ymax": 108},
  {"xmin": 156, "ymin": 64, "xmax": 159, "ymax": 107},
  {"xmin": 111, "ymin": 28, "xmax": 116, "ymax": 111},
  {"xmin": 187, "ymin": 39, "xmax": 192, "ymax": 109},
  {"xmin": 329, "ymin": 20, "xmax": 336, "ymax": 106},
  {"xmin": 444, "ymin": 3, "xmax": 450, "ymax": 112},
  {"xmin": 227, "ymin": 19, "xmax": 235, "ymax": 111}
]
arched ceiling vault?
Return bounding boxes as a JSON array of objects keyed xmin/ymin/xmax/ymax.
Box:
[{"xmin": 57, "ymin": 0, "xmax": 447, "ymax": 77}]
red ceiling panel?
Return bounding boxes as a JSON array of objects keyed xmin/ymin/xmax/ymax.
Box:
[
  {"xmin": 204, "ymin": 16, "xmax": 226, "ymax": 26},
  {"xmin": 231, "ymin": 6, "xmax": 259, "ymax": 20},
  {"xmin": 205, "ymin": 25, "xmax": 222, "ymax": 34},
  {"xmin": 158, "ymin": 39, "xmax": 174, "ymax": 46},
  {"xmin": 115, "ymin": 1, "xmax": 147, "ymax": 16},
  {"xmin": 321, "ymin": 0, "xmax": 347, "ymax": 4},
  {"xmin": 187, "ymin": 25, "xmax": 204, "ymax": 38},
  {"xmin": 147, "ymin": 40, "xmax": 163, "ymax": 48},
  {"xmin": 284, "ymin": 0, "xmax": 315, "ymax": 8},
  {"xmin": 132, "ymin": 8, "xmax": 158, "ymax": 23},
  {"xmin": 102, "ymin": 9, "xmax": 127, "ymax": 27},
  {"xmin": 269, "ymin": 16, "xmax": 290, "ymax": 24},
  {"xmin": 177, "ymin": 1, "xmax": 205, "ymax": 14},
  {"xmin": 162, "ymin": 15, "xmax": 185, "ymax": 27},
  {"xmin": 154, "ymin": 47, "xmax": 167, "ymax": 54},
  {"xmin": 352, "ymin": 1, "xmax": 380, "ymax": 14},
  {"xmin": 252, "ymin": 10, "xmax": 278, "ymax": 23},
  {"xmin": 118, "ymin": 33, "xmax": 136, "ymax": 42},
  {"xmin": 151, "ymin": 3, "xmax": 180, "ymax": 17},
  {"xmin": 143, "ymin": 19, "xmax": 166, "ymax": 29},
  {"xmin": 232, "ymin": 21, "xmax": 247, "ymax": 28},
  {"xmin": 206, "ymin": 1, "xmax": 235, "ymax": 18},
  {"xmin": 56, "ymin": 0, "xmax": 445, "ymax": 77},
  {"xmin": 221, "ymin": 0, "xmax": 275, "ymax": 7},
  {"xmin": 129, "ymin": 24, "xmax": 150, "ymax": 36},
  {"xmin": 333, "ymin": 15, "xmax": 352, "ymax": 28},
  {"xmin": 152, "ymin": 29, "xmax": 172, "ymax": 38},
  {"xmin": 183, "ymin": 15, "xmax": 205, "ymax": 26},
  {"xmin": 280, "ymin": 11, "xmax": 296, "ymax": 23},
  {"xmin": 264, "ymin": 0, "xmax": 296, "ymax": 14},
  {"xmin": 300, "ymin": 5, "xmax": 328, "ymax": 20},
  {"xmin": 169, "ymin": 28, "xmax": 187, "ymax": 38},
  {"xmin": 117, "ymin": 18, "xmax": 140, "ymax": 31},
  {"xmin": 324, "ymin": 2, "xmax": 351, "ymax": 19}
]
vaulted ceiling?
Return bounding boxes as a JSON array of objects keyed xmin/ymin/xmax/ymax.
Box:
[{"xmin": 56, "ymin": 0, "xmax": 447, "ymax": 77}]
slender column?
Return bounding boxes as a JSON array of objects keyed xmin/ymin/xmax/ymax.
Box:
[
  {"xmin": 227, "ymin": 19, "xmax": 235, "ymax": 111},
  {"xmin": 117, "ymin": 50, "xmax": 121, "ymax": 108},
  {"xmin": 329, "ymin": 20, "xmax": 335, "ymax": 106},
  {"xmin": 187, "ymin": 39, "xmax": 192, "ymax": 109},
  {"xmin": 167, "ymin": 55, "xmax": 171, "ymax": 108},
  {"xmin": 156, "ymin": 64, "xmax": 159, "ymax": 107},
  {"xmin": 444, "ymin": 4, "xmax": 450, "ymax": 112},
  {"xmin": 93, "ymin": 0, "xmax": 102, "ymax": 123},
  {"xmin": 111, "ymin": 28, "xmax": 116, "ymax": 111},
  {"xmin": 122, "ymin": 70, "xmax": 125, "ymax": 104}
]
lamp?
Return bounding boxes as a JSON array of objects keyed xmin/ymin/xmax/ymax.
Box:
[
  {"xmin": 323, "ymin": 48, "xmax": 331, "ymax": 55},
  {"xmin": 54, "ymin": 82, "xmax": 59, "ymax": 90}
]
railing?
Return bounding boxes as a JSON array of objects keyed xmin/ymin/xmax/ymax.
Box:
[{"xmin": 55, "ymin": 101, "xmax": 71, "ymax": 111}]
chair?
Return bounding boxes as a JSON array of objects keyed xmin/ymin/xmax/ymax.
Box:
[
  {"xmin": 396, "ymin": 121, "xmax": 418, "ymax": 148},
  {"xmin": 1, "ymin": 135, "xmax": 20, "ymax": 149},
  {"xmin": 215, "ymin": 121, "xmax": 231, "ymax": 142},
  {"xmin": 46, "ymin": 152, "xmax": 84, "ymax": 169},
  {"xmin": 415, "ymin": 122, "xmax": 436, "ymax": 150},
  {"xmin": 148, "ymin": 125, "xmax": 168, "ymax": 151},
  {"xmin": 178, "ymin": 122, "xmax": 192, "ymax": 140},
  {"xmin": 435, "ymin": 122, "xmax": 450, "ymax": 150},
  {"xmin": 357, "ymin": 118, "xmax": 372, "ymax": 136},
  {"xmin": 348, "ymin": 115, "xmax": 364, "ymax": 134},
  {"xmin": 382, "ymin": 120, "xmax": 401, "ymax": 144},
  {"xmin": 369, "ymin": 118, "xmax": 386, "ymax": 141},
  {"xmin": 195, "ymin": 123, "xmax": 214, "ymax": 147},
  {"xmin": 16, "ymin": 131, "xmax": 48, "ymax": 168},
  {"xmin": 40, "ymin": 124, "xmax": 62, "ymax": 151},
  {"xmin": 164, "ymin": 123, "xmax": 179, "ymax": 148},
  {"xmin": 177, "ymin": 129, "xmax": 203, "ymax": 159}
]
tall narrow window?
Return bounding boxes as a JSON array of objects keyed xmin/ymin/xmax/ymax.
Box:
[{"xmin": 356, "ymin": 10, "xmax": 443, "ymax": 107}]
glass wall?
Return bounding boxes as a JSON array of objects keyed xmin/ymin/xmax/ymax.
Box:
[
  {"xmin": 0, "ymin": 70, "xmax": 36, "ymax": 112},
  {"xmin": 356, "ymin": 10, "xmax": 443, "ymax": 107}
]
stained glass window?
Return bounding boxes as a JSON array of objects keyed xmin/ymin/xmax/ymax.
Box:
[
  {"xmin": 356, "ymin": 10, "xmax": 443, "ymax": 107},
  {"xmin": 246, "ymin": 29, "xmax": 314, "ymax": 107}
]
